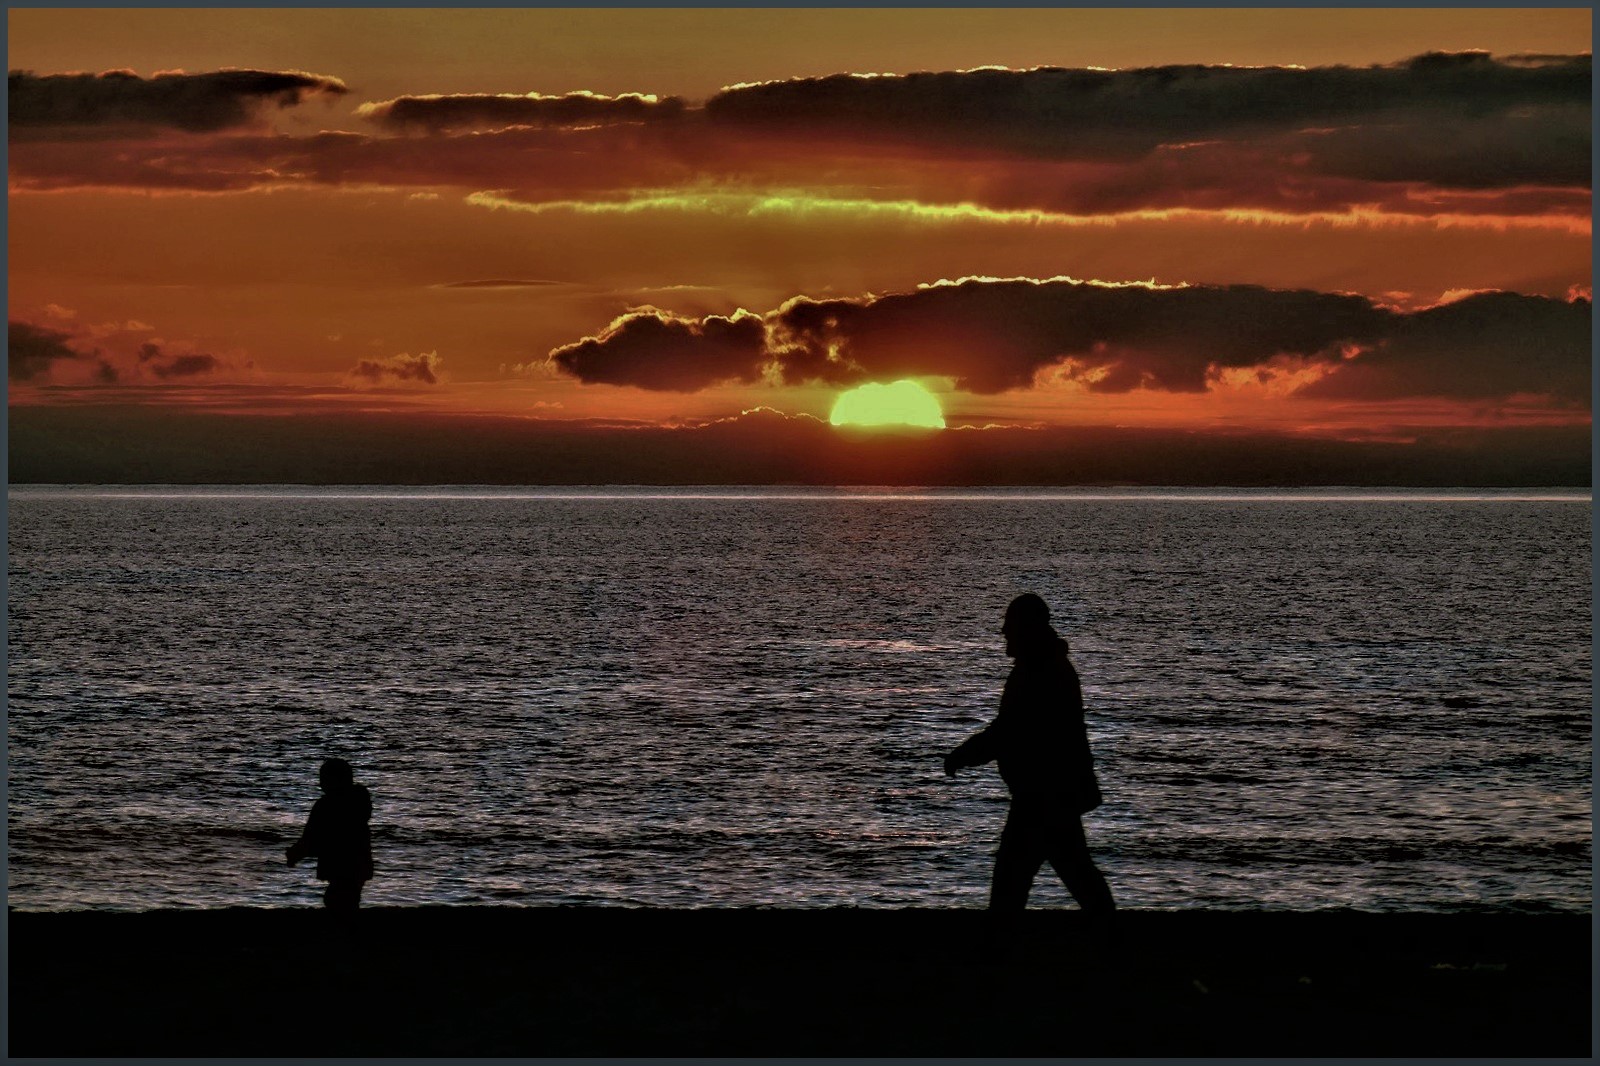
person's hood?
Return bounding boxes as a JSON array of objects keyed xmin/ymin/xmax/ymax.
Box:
[{"xmin": 1015, "ymin": 625, "xmax": 1070, "ymax": 663}]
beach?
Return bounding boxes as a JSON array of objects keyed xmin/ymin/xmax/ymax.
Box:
[{"xmin": 7, "ymin": 908, "xmax": 1588, "ymax": 1057}]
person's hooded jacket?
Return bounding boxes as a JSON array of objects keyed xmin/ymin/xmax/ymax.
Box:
[
  {"xmin": 946, "ymin": 628, "xmax": 1102, "ymax": 813},
  {"xmin": 290, "ymin": 784, "xmax": 374, "ymax": 883}
]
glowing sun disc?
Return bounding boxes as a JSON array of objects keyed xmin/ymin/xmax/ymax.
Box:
[{"xmin": 829, "ymin": 380, "xmax": 946, "ymax": 429}]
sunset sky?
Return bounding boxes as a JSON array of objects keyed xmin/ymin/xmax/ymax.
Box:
[{"xmin": 7, "ymin": 8, "xmax": 1592, "ymax": 482}]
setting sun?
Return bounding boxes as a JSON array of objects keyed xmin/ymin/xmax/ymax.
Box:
[{"xmin": 828, "ymin": 380, "xmax": 946, "ymax": 429}]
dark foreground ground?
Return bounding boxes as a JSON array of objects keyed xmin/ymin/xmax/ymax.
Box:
[{"xmin": 6, "ymin": 908, "xmax": 1591, "ymax": 1057}]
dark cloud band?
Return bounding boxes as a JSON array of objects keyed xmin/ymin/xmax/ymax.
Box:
[
  {"xmin": 545, "ymin": 279, "xmax": 1591, "ymax": 405},
  {"xmin": 358, "ymin": 91, "xmax": 685, "ymax": 133},
  {"xmin": 6, "ymin": 54, "xmax": 1588, "ymax": 217},
  {"xmin": 8, "ymin": 321, "xmax": 84, "ymax": 381},
  {"xmin": 8, "ymin": 405, "xmax": 1588, "ymax": 486},
  {"xmin": 8, "ymin": 68, "xmax": 348, "ymax": 132},
  {"xmin": 771, "ymin": 281, "xmax": 1388, "ymax": 394},
  {"xmin": 550, "ymin": 309, "xmax": 767, "ymax": 391},
  {"xmin": 706, "ymin": 52, "xmax": 1590, "ymax": 159}
]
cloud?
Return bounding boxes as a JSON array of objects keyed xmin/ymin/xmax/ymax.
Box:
[
  {"xmin": 153, "ymin": 354, "xmax": 222, "ymax": 378},
  {"xmin": 357, "ymin": 91, "xmax": 685, "ymax": 133},
  {"xmin": 439, "ymin": 278, "xmax": 564, "ymax": 289},
  {"xmin": 706, "ymin": 53, "xmax": 1591, "ymax": 183},
  {"xmin": 349, "ymin": 350, "xmax": 444, "ymax": 385},
  {"xmin": 11, "ymin": 321, "xmax": 236, "ymax": 384},
  {"xmin": 1286, "ymin": 106, "xmax": 1592, "ymax": 189},
  {"xmin": 7, "ymin": 122, "xmax": 715, "ymax": 196},
  {"xmin": 8, "ymin": 320, "xmax": 86, "ymax": 381},
  {"xmin": 543, "ymin": 278, "xmax": 1591, "ymax": 405},
  {"xmin": 6, "ymin": 54, "xmax": 1586, "ymax": 225},
  {"xmin": 769, "ymin": 279, "xmax": 1390, "ymax": 394},
  {"xmin": 927, "ymin": 139, "xmax": 1592, "ymax": 222},
  {"xmin": 133, "ymin": 340, "xmax": 225, "ymax": 379},
  {"xmin": 683, "ymin": 405, "xmax": 829, "ymax": 429},
  {"xmin": 549, "ymin": 308, "xmax": 767, "ymax": 391},
  {"xmin": 8, "ymin": 68, "xmax": 348, "ymax": 133},
  {"xmin": 1298, "ymin": 291, "xmax": 1591, "ymax": 403},
  {"xmin": 86, "ymin": 318, "xmax": 156, "ymax": 338}
]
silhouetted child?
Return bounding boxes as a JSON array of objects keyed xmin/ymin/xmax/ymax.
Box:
[{"xmin": 286, "ymin": 758, "xmax": 373, "ymax": 912}]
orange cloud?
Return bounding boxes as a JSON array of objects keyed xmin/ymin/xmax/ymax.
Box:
[
  {"xmin": 9, "ymin": 316, "xmax": 240, "ymax": 386},
  {"xmin": 348, "ymin": 350, "xmax": 444, "ymax": 386}
]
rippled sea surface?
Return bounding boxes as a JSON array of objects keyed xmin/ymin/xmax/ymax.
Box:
[{"xmin": 7, "ymin": 486, "xmax": 1592, "ymax": 912}]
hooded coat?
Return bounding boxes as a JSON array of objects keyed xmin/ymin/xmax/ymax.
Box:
[
  {"xmin": 947, "ymin": 630, "xmax": 1102, "ymax": 813},
  {"xmin": 293, "ymin": 784, "xmax": 374, "ymax": 883}
]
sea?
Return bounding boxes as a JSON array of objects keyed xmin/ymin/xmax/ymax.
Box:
[{"xmin": 5, "ymin": 486, "xmax": 1592, "ymax": 912}]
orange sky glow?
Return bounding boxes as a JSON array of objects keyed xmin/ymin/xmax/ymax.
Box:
[{"xmin": 6, "ymin": 8, "xmax": 1592, "ymax": 482}]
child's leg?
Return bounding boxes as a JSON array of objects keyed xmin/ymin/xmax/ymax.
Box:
[{"xmin": 324, "ymin": 880, "xmax": 362, "ymax": 912}]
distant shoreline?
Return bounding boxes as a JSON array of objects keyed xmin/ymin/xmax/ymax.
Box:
[
  {"xmin": 8, "ymin": 483, "xmax": 1593, "ymax": 498},
  {"xmin": 9, "ymin": 908, "xmax": 1589, "ymax": 1057},
  {"xmin": 9, "ymin": 405, "xmax": 1590, "ymax": 485}
]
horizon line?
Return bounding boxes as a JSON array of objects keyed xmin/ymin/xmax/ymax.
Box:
[{"xmin": 8, "ymin": 485, "xmax": 1592, "ymax": 504}]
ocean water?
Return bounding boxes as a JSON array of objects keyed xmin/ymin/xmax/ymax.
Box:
[{"xmin": 6, "ymin": 486, "xmax": 1592, "ymax": 912}]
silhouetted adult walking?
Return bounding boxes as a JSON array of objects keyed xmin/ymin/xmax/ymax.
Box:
[
  {"xmin": 287, "ymin": 757, "xmax": 374, "ymax": 912},
  {"xmin": 944, "ymin": 593, "xmax": 1115, "ymax": 913}
]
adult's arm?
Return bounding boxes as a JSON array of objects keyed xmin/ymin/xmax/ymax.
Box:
[
  {"xmin": 285, "ymin": 800, "xmax": 324, "ymax": 865},
  {"xmin": 944, "ymin": 719, "xmax": 1002, "ymax": 775}
]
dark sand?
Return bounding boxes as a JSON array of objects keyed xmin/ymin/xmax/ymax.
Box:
[{"xmin": 7, "ymin": 908, "xmax": 1590, "ymax": 1057}]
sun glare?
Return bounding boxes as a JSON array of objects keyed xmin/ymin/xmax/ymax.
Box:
[{"xmin": 829, "ymin": 380, "xmax": 946, "ymax": 429}]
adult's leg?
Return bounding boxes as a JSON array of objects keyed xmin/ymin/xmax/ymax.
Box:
[
  {"xmin": 989, "ymin": 804, "xmax": 1047, "ymax": 911},
  {"xmin": 1044, "ymin": 814, "xmax": 1115, "ymax": 914},
  {"xmin": 324, "ymin": 880, "xmax": 362, "ymax": 912}
]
